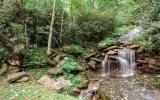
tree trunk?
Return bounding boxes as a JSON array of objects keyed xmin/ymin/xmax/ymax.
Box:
[
  {"xmin": 60, "ymin": 8, "xmax": 64, "ymax": 45},
  {"xmin": 47, "ymin": 0, "xmax": 56, "ymax": 55}
]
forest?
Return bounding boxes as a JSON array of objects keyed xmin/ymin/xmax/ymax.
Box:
[{"xmin": 0, "ymin": 0, "xmax": 160, "ymax": 100}]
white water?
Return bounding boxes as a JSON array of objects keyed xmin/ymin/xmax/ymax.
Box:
[
  {"xmin": 101, "ymin": 48, "xmax": 136, "ymax": 77},
  {"xmin": 101, "ymin": 54, "xmax": 111, "ymax": 76},
  {"xmin": 118, "ymin": 48, "xmax": 135, "ymax": 77}
]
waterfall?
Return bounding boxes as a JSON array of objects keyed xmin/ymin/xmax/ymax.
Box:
[
  {"xmin": 118, "ymin": 48, "xmax": 135, "ymax": 77},
  {"xmin": 101, "ymin": 48, "xmax": 136, "ymax": 77},
  {"xmin": 101, "ymin": 54, "xmax": 111, "ymax": 76}
]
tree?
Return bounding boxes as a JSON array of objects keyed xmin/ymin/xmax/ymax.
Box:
[{"xmin": 47, "ymin": 0, "xmax": 56, "ymax": 55}]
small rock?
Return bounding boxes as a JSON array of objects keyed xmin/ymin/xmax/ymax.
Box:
[
  {"xmin": 88, "ymin": 60, "xmax": 96, "ymax": 69},
  {"xmin": 54, "ymin": 55, "xmax": 61, "ymax": 63},
  {"xmin": 17, "ymin": 77, "xmax": 29, "ymax": 83},
  {"xmin": 0, "ymin": 63, "xmax": 8, "ymax": 75},
  {"xmin": 107, "ymin": 50, "xmax": 117, "ymax": 55},
  {"xmin": 7, "ymin": 72, "xmax": 27, "ymax": 83},
  {"xmin": 48, "ymin": 68, "xmax": 63, "ymax": 75}
]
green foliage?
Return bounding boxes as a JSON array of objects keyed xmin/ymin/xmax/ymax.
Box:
[
  {"xmin": 27, "ymin": 67, "xmax": 48, "ymax": 80},
  {"xmin": 22, "ymin": 48, "xmax": 49, "ymax": 66},
  {"xmin": 69, "ymin": 11, "xmax": 117, "ymax": 43},
  {"xmin": 133, "ymin": 0, "xmax": 160, "ymax": 53},
  {"xmin": 133, "ymin": 34, "xmax": 160, "ymax": 53},
  {"xmin": 62, "ymin": 45, "xmax": 83, "ymax": 54},
  {"xmin": 60, "ymin": 57, "xmax": 82, "ymax": 73},
  {"xmin": 98, "ymin": 25, "xmax": 135, "ymax": 48},
  {"xmin": 98, "ymin": 38, "xmax": 115, "ymax": 48},
  {"xmin": 63, "ymin": 75, "xmax": 88, "ymax": 93},
  {"xmin": 0, "ymin": 48, "xmax": 10, "ymax": 63},
  {"xmin": 61, "ymin": 44, "xmax": 89, "ymax": 58}
]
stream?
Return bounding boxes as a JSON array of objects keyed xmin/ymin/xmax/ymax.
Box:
[{"xmin": 80, "ymin": 26, "xmax": 160, "ymax": 100}]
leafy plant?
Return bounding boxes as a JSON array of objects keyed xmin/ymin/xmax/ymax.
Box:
[
  {"xmin": 60, "ymin": 57, "xmax": 82, "ymax": 73},
  {"xmin": 22, "ymin": 48, "xmax": 49, "ymax": 66},
  {"xmin": 98, "ymin": 38, "xmax": 115, "ymax": 48}
]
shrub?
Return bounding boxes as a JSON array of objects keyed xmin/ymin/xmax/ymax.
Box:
[
  {"xmin": 22, "ymin": 48, "xmax": 49, "ymax": 66},
  {"xmin": 68, "ymin": 11, "xmax": 117, "ymax": 44},
  {"xmin": 98, "ymin": 38, "xmax": 115, "ymax": 48},
  {"xmin": 60, "ymin": 57, "xmax": 82, "ymax": 73},
  {"xmin": 62, "ymin": 45, "xmax": 83, "ymax": 54}
]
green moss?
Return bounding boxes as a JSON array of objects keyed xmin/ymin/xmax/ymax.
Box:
[{"xmin": 0, "ymin": 82, "xmax": 78, "ymax": 100}]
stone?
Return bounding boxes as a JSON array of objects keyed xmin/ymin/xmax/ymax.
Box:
[
  {"xmin": 104, "ymin": 46, "xmax": 119, "ymax": 52},
  {"xmin": 88, "ymin": 60, "xmax": 96, "ymax": 69},
  {"xmin": 128, "ymin": 44, "xmax": 139, "ymax": 49},
  {"xmin": 0, "ymin": 63, "xmax": 8, "ymax": 75},
  {"xmin": 7, "ymin": 66, "xmax": 20, "ymax": 74},
  {"xmin": 97, "ymin": 76, "xmax": 160, "ymax": 100},
  {"xmin": 38, "ymin": 76, "xmax": 72, "ymax": 91},
  {"xmin": 107, "ymin": 50, "xmax": 117, "ymax": 55},
  {"xmin": 17, "ymin": 77, "xmax": 29, "ymax": 83},
  {"xmin": 38, "ymin": 76, "xmax": 56, "ymax": 87},
  {"xmin": 7, "ymin": 72, "xmax": 27, "ymax": 83},
  {"xmin": 48, "ymin": 68, "xmax": 63, "ymax": 75}
]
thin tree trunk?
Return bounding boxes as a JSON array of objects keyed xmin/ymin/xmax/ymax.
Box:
[
  {"xmin": 47, "ymin": 0, "xmax": 56, "ymax": 55},
  {"xmin": 60, "ymin": 8, "xmax": 64, "ymax": 45}
]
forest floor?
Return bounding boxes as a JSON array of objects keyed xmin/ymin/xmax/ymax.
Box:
[{"xmin": 0, "ymin": 68, "xmax": 78, "ymax": 100}]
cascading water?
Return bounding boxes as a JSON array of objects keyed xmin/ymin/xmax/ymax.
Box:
[
  {"xmin": 101, "ymin": 48, "xmax": 136, "ymax": 77},
  {"xmin": 118, "ymin": 48, "xmax": 135, "ymax": 77},
  {"xmin": 101, "ymin": 54, "xmax": 111, "ymax": 76}
]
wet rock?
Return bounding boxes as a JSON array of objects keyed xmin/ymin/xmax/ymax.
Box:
[
  {"xmin": 80, "ymin": 90, "xmax": 95, "ymax": 100},
  {"xmin": 17, "ymin": 77, "xmax": 29, "ymax": 83},
  {"xmin": 7, "ymin": 72, "xmax": 27, "ymax": 83},
  {"xmin": 88, "ymin": 60, "xmax": 97, "ymax": 69},
  {"xmin": 0, "ymin": 63, "xmax": 8, "ymax": 75},
  {"xmin": 107, "ymin": 50, "xmax": 117, "ymax": 55},
  {"xmin": 97, "ymin": 76, "xmax": 160, "ymax": 100},
  {"xmin": 104, "ymin": 46, "xmax": 119, "ymax": 52}
]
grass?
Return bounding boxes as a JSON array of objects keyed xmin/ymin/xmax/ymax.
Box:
[
  {"xmin": 26, "ymin": 67, "xmax": 49, "ymax": 80},
  {"xmin": 0, "ymin": 82, "xmax": 78, "ymax": 100}
]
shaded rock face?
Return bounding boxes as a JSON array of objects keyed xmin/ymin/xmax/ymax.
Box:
[
  {"xmin": 118, "ymin": 26, "xmax": 143, "ymax": 43},
  {"xmin": 97, "ymin": 76, "xmax": 160, "ymax": 100}
]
